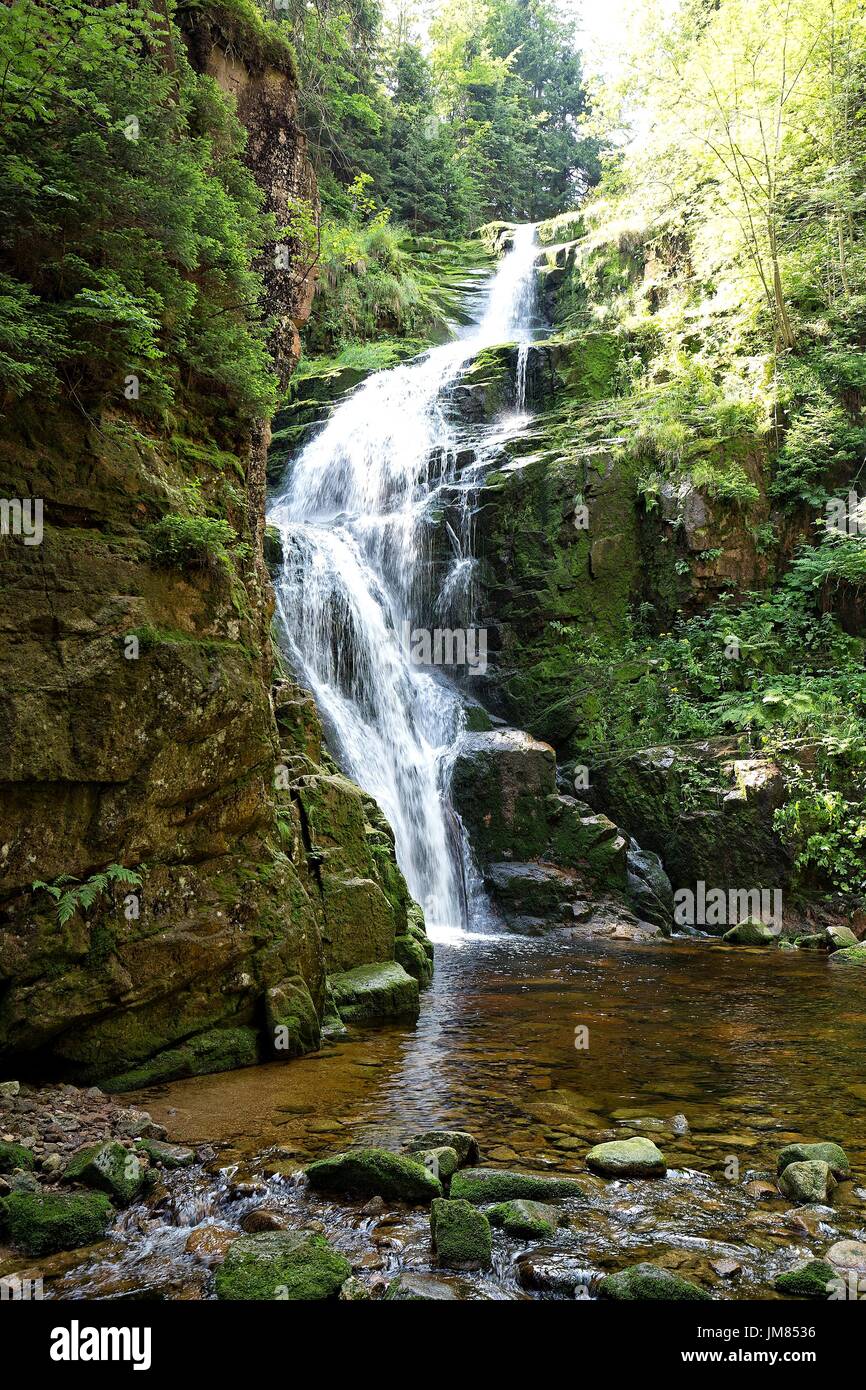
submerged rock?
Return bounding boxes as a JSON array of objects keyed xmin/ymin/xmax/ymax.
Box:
[
  {"xmin": 585, "ymin": 1137, "xmax": 667, "ymax": 1178},
  {"xmin": 62, "ymin": 1141, "xmax": 144, "ymax": 1205},
  {"xmin": 778, "ymin": 1160, "xmax": 836, "ymax": 1205},
  {"xmin": 1, "ymin": 1189, "xmax": 113, "ymax": 1255},
  {"xmin": 215, "ymin": 1231, "xmax": 351, "ymax": 1300},
  {"xmin": 327, "ymin": 961, "xmax": 420, "ymax": 1022},
  {"xmin": 517, "ymin": 1249, "xmax": 593, "ymax": 1295},
  {"xmin": 306, "ymin": 1148, "xmax": 443, "ymax": 1203},
  {"xmin": 430, "ymin": 1197, "xmax": 492, "ymax": 1270},
  {"xmin": 487, "ymin": 1198, "xmax": 563, "ymax": 1238},
  {"xmin": 598, "ymin": 1262, "xmax": 711, "ymax": 1301},
  {"xmin": 406, "ymin": 1129, "xmax": 480, "ymax": 1167},
  {"xmin": 777, "ymin": 1142, "xmax": 850, "ymax": 1181},
  {"xmin": 384, "ymin": 1272, "xmax": 468, "ymax": 1300},
  {"xmin": 829, "ymin": 944, "xmax": 866, "ymax": 966},
  {"xmin": 774, "ymin": 1260, "xmax": 838, "ymax": 1298},
  {"xmin": 450, "ymin": 1167, "xmax": 585, "ymax": 1204}
]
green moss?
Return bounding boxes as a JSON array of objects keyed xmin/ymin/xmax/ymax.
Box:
[
  {"xmin": 0, "ymin": 1141, "xmax": 36, "ymax": 1173},
  {"xmin": 1, "ymin": 1190, "xmax": 113, "ymax": 1255},
  {"xmin": 214, "ymin": 1231, "xmax": 350, "ymax": 1300},
  {"xmin": 177, "ymin": 0, "xmax": 298, "ymax": 78},
  {"xmin": 327, "ymin": 961, "xmax": 419, "ymax": 1022},
  {"xmin": 830, "ymin": 944, "xmax": 866, "ymax": 965},
  {"xmin": 306, "ymin": 1148, "xmax": 443, "ymax": 1203},
  {"xmin": 100, "ymin": 1026, "xmax": 261, "ymax": 1091},
  {"xmin": 486, "ymin": 1198, "xmax": 561, "ymax": 1238},
  {"xmin": 774, "ymin": 1261, "xmax": 839, "ymax": 1298},
  {"xmin": 63, "ymin": 1141, "xmax": 144, "ymax": 1204},
  {"xmin": 598, "ymin": 1262, "xmax": 711, "ymax": 1301},
  {"xmin": 776, "ymin": 1142, "xmax": 850, "ymax": 1180},
  {"xmin": 449, "ymin": 1167, "xmax": 585, "ymax": 1204},
  {"xmin": 430, "ymin": 1198, "xmax": 492, "ymax": 1270}
]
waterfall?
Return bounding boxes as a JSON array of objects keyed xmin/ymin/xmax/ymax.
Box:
[{"xmin": 269, "ymin": 225, "xmax": 538, "ymax": 937}]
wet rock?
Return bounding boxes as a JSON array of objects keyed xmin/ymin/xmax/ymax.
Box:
[
  {"xmin": 778, "ymin": 1160, "xmax": 836, "ymax": 1205},
  {"xmin": 215, "ymin": 1231, "xmax": 351, "ymax": 1300},
  {"xmin": 406, "ymin": 1129, "xmax": 480, "ymax": 1167},
  {"xmin": 1, "ymin": 1190, "xmax": 113, "ymax": 1255},
  {"xmin": 829, "ymin": 944, "xmax": 866, "ymax": 966},
  {"xmin": 384, "ymin": 1272, "xmax": 467, "ymax": 1300},
  {"xmin": 306, "ymin": 1148, "xmax": 443, "ymax": 1203},
  {"xmin": 777, "ymin": 1142, "xmax": 850, "ymax": 1181},
  {"xmin": 827, "ymin": 925, "xmax": 859, "ymax": 951},
  {"xmin": 430, "ymin": 1197, "xmax": 492, "ymax": 1270},
  {"xmin": 450, "ymin": 1167, "xmax": 586, "ymax": 1204},
  {"xmin": 774, "ymin": 1260, "xmax": 838, "ymax": 1298},
  {"xmin": 135, "ymin": 1138, "xmax": 195, "ymax": 1170},
  {"xmin": 517, "ymin": 1249, "xmax": 593, "ymax": 1295},
  {"xmin": 487, "ymin": 1198, "xmax": 563, "ymax": 1238},
  {"xmin": 327, "ymin": 961, "xmax": 420, "ymax": 1023},
  {"xmin": 339, "ymin": 1275, "xmax": 371, "ymax": 1300},
  {"xmin": 585, "ymin": 1137, "xmax": 667, "ymax": 1178},
  {"xmin": 240, "ymin": 1208, "xmax": 287, "ymax": 1233},
  {"xmin": 62, "ymin": 1141, "xmax": 144, "ymax": 1205},
  {"xmin": 360, "ymin": 1196, "xmax": 386, "ymax": 1217},
  {"xmin": 185, "ymin": 1224, "xmax": 239, "ymax": 1264},
  {"xmin": 826, "ymin": 1239, "xmax": 866, "ymax": 1275},
  {"xmin": 744, "ymin": 1179, "xmax": 780, "ymax": 1201},
  {"xmin": 598, "ymin": 1262, "xmax": 711, "ymax": 1301},
  {"xmin": 416, "ymin": 1146, "xmax": 460, "ymax": 1182},
  {"xmin": 626, "ymin": 847, "xmax": 674, "ymax": 934},
  {"xmin": 0, "ymin": 1141, "xmax": 35, "ymax": 1173},
  {"xmin": 0, "ymin": 1081, "xmax": 20, "ymax": 1101},
  {"xmin": 722, "ymin": 919, "xmax": 776, "ymax": 946},
  {"xmin": 264, "ymin": 975, "xmax": 321, "ymax": 1059}
]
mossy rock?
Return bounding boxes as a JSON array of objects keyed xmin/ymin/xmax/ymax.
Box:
[
  {"xmin": 100, "ymin": 1026, "xmax": 262, "ymax": 1091},
  {"xmin": 135, "ymin": 1138, "xmax": 196, "ymax": 1170},
  {"xmin": 406, "ymin": 1130, "xmax": 480, "ymax": 1167},
  {"xmin": 450, "ymin": 1167, "xmax": 585, "ymax": 1204},
  {"xmin": 264, "ymin": 975, "xmax": 321, "ymax": 1059},
  {"xmin": 62, "ymin": 1141, "xmax": 144, "ymax": 1205},
  {"xmin": 722, "ymin": 919, "xmax": 776, "ymax": 946},
  {"xmin": 326, "ymin": 961, "xmax": 419, "ymax": 1022},
  {"xmin": 430, "ymin": 1197, "xmax": 492, "ymax": 1270},
  {"xmin": 384, "ymin": 1272, "xmax": 466, "ymax": 1300},
  {"xmin": 1, "ymin": 1190, "xmax": 113, "ymax": 1255},
  {"xmin": 778, "ymin": 1160, "xmax": 836, "ymax": 1205},
  {"xmin": 0, "ymin": 1141, "xmax": 35, "ymax": 1174},
  {"xmin": 214, "ymin": 1231, "xmax": 351, "ymax": 1300},
  {"xmin": 394, "ymin": 931, "xmax": 434, "ymax": 988},
  {"xmin": 487, "ymin": 1198, "xmax": 562, "ymax": 1239},
  {"xmin": 585, "ymin": 1137, "xmax": 667, "ymax": 1178},
  {"xmin": 774, "ymin": 1260, "xmax": 839, "ymax": 1299},
  {"xmin": 830, "ymin": 944, "xmax": 866, "ymax": 966},
  {"xmin": 306, "ymin": 1147, "xmax": 443, "ymax": 1204},
  {"xmin": 416, "ymin": 1146, "xmax": 459, "ymax": 1182},
  {"xmin": 598, "ymin": 1262, "xmax": 711, "ymax": 1301},
  {"xmin": 777, "ymin": 1142, "xmax": 850, "ymax": 1181}
]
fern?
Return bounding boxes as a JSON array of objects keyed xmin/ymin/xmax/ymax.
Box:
[{"xmin": 33, "ymin": 864, "xmax": 144, "ymax": 925}]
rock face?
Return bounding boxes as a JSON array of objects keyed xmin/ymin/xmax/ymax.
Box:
[{"xmin": 0, "ymin": 12, "xmax": 429, "ymax": 1087}]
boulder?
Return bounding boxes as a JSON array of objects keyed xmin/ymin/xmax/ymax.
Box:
[
  {"xmin": 487, "ymin": 1198, "xmax": 563, "ymax": 1238},
  {"xmin": 430, "ymin": 1198, "xmax": 492, "ymax": 1270},
  {"xmin": 450, "ymin": 1167, "xmax": 585, "ymax": 1204},
  {"xmin": 264, "ymin": 975, "xmax": 321, "ymax": 1059},
  {"xmin": 62, "ymin": 1141, "xmax": 145, "ymax": 1205},
  {"xmin": 415, "ymin": 1146, "xmax": 459, "ymax": 1182},
  {"xmin": 450, "ymin": 728, "xmax": 557, "ymax": 861},
  {"xmin": 830, "ymin": 944, "xmax": 866, "ymax": 966},
  {"xmin": 305, "ymin": 1148, "xmax": 443, "ymax": 1203},
  {"xmin": 774, "ymin": 1260, "xmax": 839, "ymax": 1298},
  {"xmin": 585, "ymin": 1137, "xmax": 667, "ymax": 1178},
  {"xmin": 826, "ymin": 925, "xmax": 859, "ymax": 951},
  {"xmin": 1, "ymin": 1190, "xmax": 113, "ymax": 1255},
  {"xmin": 778, "ymin": 1160, "xmax": 836, "ymax": 1205},
  {"xmin": 135, "ymin": 1138, "xmax": 195, "ymax": 1170},
  {"xmin": 406, "ymin": 1130, "xmax": 480, "ymax": 1167},
  {"xmin": 384, "ymin": 1272, "xmax": 466, "ymax": 1301},
  {"xmin": 326, "ymin": 961, "xmax": 419, "ymax": 1023},
  {"xmin": 777, "ymin": 1142, "xmax": 850, "ymax": 1181},
  {"xmin": 598, "ymin": 1262, "xmax": 711, "ymax": 1301},
  {"xmin": 517, "ymin": 1249, "xmax": 593, "ymax": 1295},
  {"xmin": 214, "ymin": 1231, "xmax": 351, "ymax": 1300},
  {"xmin": 626, "ymin": 847, "xmax": 674, "ymax": 934},
  {"xmin": 722, "ymin": 919, "xmax": 776, "ymax": 946},
  {"xmin": 826, "ymin": 1239, "xmax": 866, "ymax": 1275}
]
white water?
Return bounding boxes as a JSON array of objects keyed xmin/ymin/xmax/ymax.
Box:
[{"xmin": 269, "ymin": 226, "xmax": 538, "ymax": 937}]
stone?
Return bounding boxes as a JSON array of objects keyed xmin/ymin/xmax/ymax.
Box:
[
  {"xmin": 722, "ymin": 919, "xmax": 776, "ymax": 946},
  {"xmin": 598, "ymin": 1262, "xmax": 711, "ymax": 1301},
  {"xmin": 184, "ymin": 1225, "xmax": 239, "ymax": 1264},
  {"xmin": 430, "ymin": 1198, "xmax": 492, "ymax": 1270},
  {"xmin": 776, "ymin": 1142, "xmax": 850, "ymax": 1181},
  {"xmin": 0, "ymin": 1081, "xmax": 20, "ymax": 1101},
  {"xmin": 626, "ymin": 847, "xmax": 674, "ymax": 933},
  {"xmin": 405, "ymin": 1129, "xmax": 480, "ymax": 1167},
  {"xmin": 517, "ymin": 1249, "xmax": 592, "ymax": 1295},
  {"xmin": 487, "ymin": 1198, "xmax": 563, "ymax": 1238},
  {"xmin": 778, "ymin": 1160, "xmax": 836, "ymax": 1205},
  {"xmin": 826, "ymin": 925, "xmax": 859, "ymax": 951},
  {"xmin": 305, "ymin": 1148, "xmax": 443, "ymax": 1203},
  {"xmin": 825, "ymin": 1240, "xmax": 866, "ymax": 1274},
  {"xmin": 241, "ymin": 1208, "xmax": 287, "ymax": 1233},
  {"xmin": 215, "ymin": 1231, "xmax": 351, "ymax": 1300},
  {"xmin": 774, "ymin": 1261, "xmax": 839, "ymax": 1298},
  {"xmin": 585, "ymin": 1137, "xmax": 667, "ymax": 1178},
  {"xmin": 1, "ymin": 1190, "xmax": 113, "ymax": 1255},
  {"xmin": 449, "ymin": 1167, "xmax": 585, "ymax": 1204},
  {"xmin": 416, "ymin": 1146, "xmax": 459, "ymax": 1182},
  {"xmin": 829, "ymin": 945, "xmax": 866, "ymax": 966},
  {"xmin": 135, "ymin": 1138, "xmax": 195, "ymax": 1170},
  {"xmin": 384, "ymin": 1272, "xmax": 465, "ymax": 1300},
  {"xmin": 264, "ymin": 975, "xmax": 321, "ymax": 1059},
  {"xmin": 0, "ymin": 1141, "xmax": 36, "ymax": 1173},
  {"xmin": 62, "ymin": 1141, "xmax": 145, "ymax": 1205},
  {"xmin": 339, "ymin": 1275, "xmax": 371, "ymax": 1301},
  {"xmin": 326, "ymin": 961, "xmax": 419, "ymax": 1023}
]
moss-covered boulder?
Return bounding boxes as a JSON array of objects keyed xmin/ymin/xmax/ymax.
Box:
[
  {"xmin": 100, "ymin": 1026, "xmax": 262, "ymax": 1091},
  {"xmin": 0, "ymin": 1141, "xmax": 35, "ymax": 1173},
  {"xmin": 451, "ymin": 728, "xmax": 557, "ymax": 862},
  {"xmin": 830, "ymin": 944, "xmax": 866, "ymax": 966},
  {"xmin": 585, "ymin": 1137, "xmax": 667, "ymax": 1178},
  {"xmin": 305, "ymin": 1148, "xmax": 443, "ymax": 1203},
  {"xmin": 777, "ymin": 1142, "xmax": 850, "ymax": 1181},
  {"xmin": 1, "ymin": 1190, "xmax": 113, "ymax": 1255},
  {"xmin": 778, "ymin": 1160, "xmax": 836, "ymax": 1205},
  {"xmin": 327, "ymin": 961, "xmax": 419, "ymax": 1022},
  {"xmin": 384, "ymin": 1272, "xmax": 466, "ymax": 1300},
  {"xmin": 826, "ymin": 925, "xmax": 859, "ymax": 951},
  {"xmin": 430, "ymin": 1197, "xmax": 492, "ymax": 1270},
  {"xmin": 722, "ymin": 919, "xmax": 776, "ymax": 946},
  {"xmin": 487, "ymin": 1198, "xmax": 562, "ymax": 1238},
  {"xmin": 416, "ymin": 1146, "xmax": 460, "ymax": 1182},
  {"xmin": 135, "ymin": 1138, "xmax": 195, "ymax": 1170},
  {"xmin": 406, "ymin": 1130, "xmax": 480, "ymax": 1167},
  {"xmin": 598, "ymin": 1262, "xmax": 711, "ymax": 1301},
  {"xmin": 264, "ymin": 974, "xmax": 321, "ymax": 1059},
  {"xmin": 774, "ymin": 1261, "xmax": 839, "ymax": 1299},
  {"xmin": 214, "ymin": 1231, "xmax": 351, "ymax": 1300},
  {"xmin": 450, "ymin": 1167, "xmax": 585, "ymax": 1204},
  {"xmin": 62, "ymin": 1141, "xmax": 144, "ymax": 1205}
]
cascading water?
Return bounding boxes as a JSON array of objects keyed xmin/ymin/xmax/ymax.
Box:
[{"xmin": 269, "ymin": 226, "xmax": 538, "ymax": 937}]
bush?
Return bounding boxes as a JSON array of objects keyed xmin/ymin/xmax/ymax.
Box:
[{"xmin": 147, "ymin": 515, "xmax": 239, "ymax": 570}]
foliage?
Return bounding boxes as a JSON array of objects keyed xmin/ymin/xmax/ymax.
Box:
[
  {"xmin": 147, "ymin": 515, "xmax": 244, "ymax": 570},
  {"xmin": 33, "ymin": 865, "xmax": 144, "ymax": 926}
]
